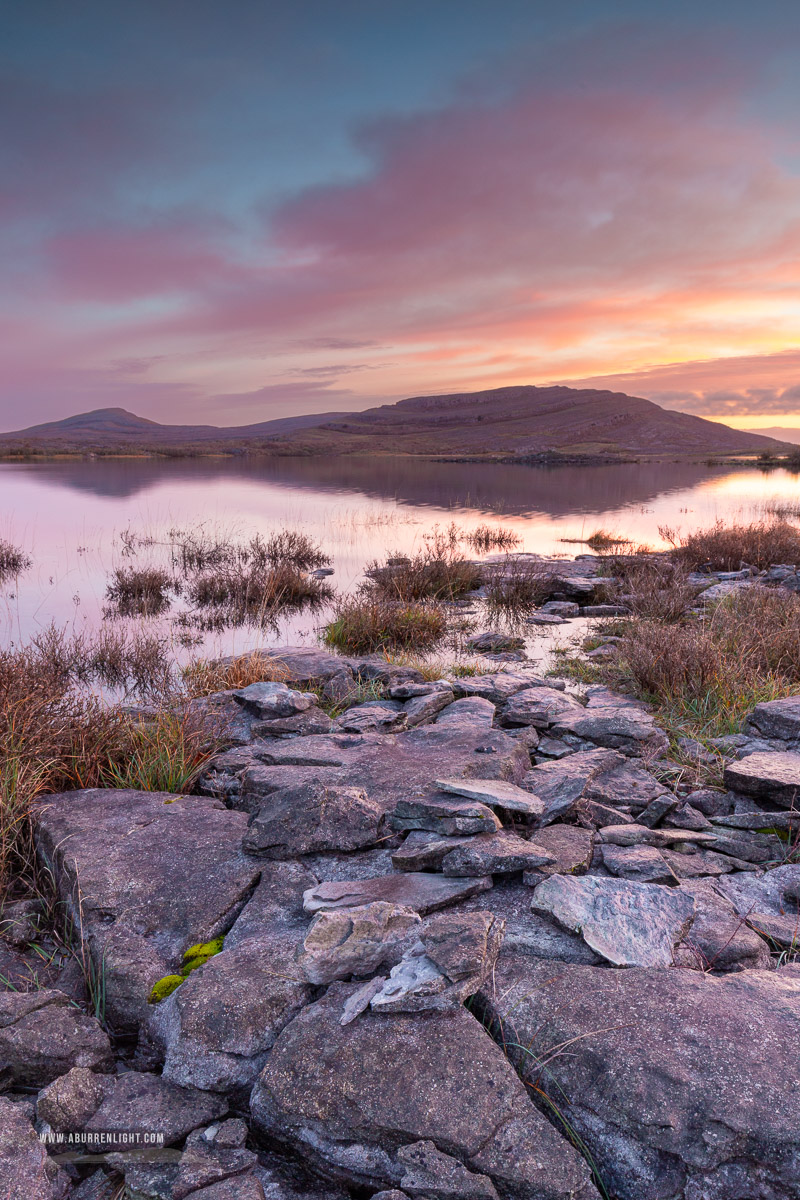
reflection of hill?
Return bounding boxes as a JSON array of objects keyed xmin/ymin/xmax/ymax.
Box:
[{"xmin": 11, "ymin": 456, "xmax": 739, "ymax": 515}]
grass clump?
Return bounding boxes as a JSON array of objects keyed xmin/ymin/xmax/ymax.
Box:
[
  {"xmin": 605, "ymin": 557, "xmax": 701, "ymax": 622},
  {"xmin": 0, "ymin": 539, "xmax": 32, "ymax": 580},
  {"xmin": 485, "ymin": 557, "xmax": 554, "ymax": 621},
  {"xmin": 183, "ymin": 651, "xmax": 289, "ymax": 696},
  {"xmin": 187, "ymin": 561, "xmax": 332, "ymax": 629},
  {"xmin": 368, "ymin": 528, "xmax": 483, "ymax": 602},
  {"xmin": 603, "ymin": 587, "xmax": 800, "ymax": 744},
  {"xmin": 462, "ymin": 525, "xmax": 521, "ymax": 553},
  {"xmin": 324, "ymin": 595, "xmax": 447, "ymax": 654},
  {"xmin": 105, "ymin": 565, "xmax": 178, "ymax": 617},
  {"xmin": 663, "ymin": 518, "xmax": 800, "ymax": 571}
]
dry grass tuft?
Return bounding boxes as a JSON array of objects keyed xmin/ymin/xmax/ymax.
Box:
[
  {"xmin": 663, "ymin": 518, "xmax": 800, "ymax": 571},
  {"xmin": 324, "ymin": 594, "xmax": 447, "ymax": 654},
  {"xmin": 368, "ymin": 527, "xmax": 483, "ymax": 603},
  {"xmin": 0, "ymin": 539, "xmax": 31, "ymax": 579},
  {"xmin": 606, "ymin": 557, "xmax": 701, "ymax": 622},
  {"xmin": 462, "ymin": 525, "xmax": 521, "ymax": 553},
  {"xmin": 105, "ymin": 565, "xmax": 177, "ymax": 617},
  {"xmin": 183, "ymin": 651, "xmax": 289, "ymax": 696},
  {"xmin": 485, "ymin": 557, "xmax": 554, "ymax": 621},
  {"xmin": 187, "ymin": 561, "xmax": 332, "ymax": 629}
]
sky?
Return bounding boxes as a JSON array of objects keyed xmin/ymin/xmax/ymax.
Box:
[{"xmin": 2, "ymin": 0, "xmax": 800, "ymax": 431}]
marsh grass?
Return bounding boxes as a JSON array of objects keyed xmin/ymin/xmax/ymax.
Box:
[
  {"xmin": 182, "ymin": 650, "xmax": 289, "ymax": 696},
  {"xmin": 324, "ymin": 594, "xmax": 448, "ymax": 654},
  {"xmin": 105, "ymin": 565, "xmax": 178, "ymax": 617},
  {"xmin": 462, "ymin": 525, "xmax": 521, "ymax": 552},
  {"xmin": 187, "ymin": 561, "xmax": 333, "ymax": 629},
  {"xmin": 605, "ymin": 556, "xmax": 702, "ymax": 622},
  {"xmin": 0, "ymin": 539, "xmax": 31, "ymax": 579},
  {"xmin": 485, "ymin": 557, "xmax": 554, "ymax": 621},
  {"xmin": 663, "ymin": 518, "xmax": 800, "ymax": 571},
  {"xmin": 368, "ymin": 528, "xmax": 483, "ymax": 602}
]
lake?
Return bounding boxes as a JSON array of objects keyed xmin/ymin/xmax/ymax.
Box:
[{"xmin": 2, "ymin": 456, "xmax": 799, "ymax": 669}]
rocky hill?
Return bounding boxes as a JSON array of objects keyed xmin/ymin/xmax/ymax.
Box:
[{"xmin": 1, "ymin": 386, "xmax": 788, "ymax": 457}]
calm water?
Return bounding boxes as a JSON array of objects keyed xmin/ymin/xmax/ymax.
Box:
[{"xmin": 2, "ymin": 456, "xmax": 799, "ymax": 665}]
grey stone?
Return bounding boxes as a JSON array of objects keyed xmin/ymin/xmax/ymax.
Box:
[
  {"xmin": 172, "ymin": 1139, "xmax": 258, "ymax": 1200},
  {"xmin": 451, "ymin": 882, "xmax": 601, "ymax": 965},
  {"xmin": 582, "ymin": 604, "xmax": 630, "ymax": 617},
  {"xmin": 295, "ymin": 903, "xmax": 421, "ymax": 984},
  {"xmin": 674, "ymin": 881, "xmax": 772, "ymax": 972},
  {"xmin": 724, "ymin": 751, "xmax": 800, "ymax": 806},
  {"xmin": 334, "ymin": 701, "xmax": 407, "ymax": 733},
  {"xmin": 34, "ymin": 789, "xmax": 259, "ymax": 1034},
  {"xmin": 442, "ymin": 832, "xmax": 555, "ymax": 877},
  {"xmin": 478, "ymin": 955, "xmax": 800, "ymax": 1200},
  {"xmin": 368, "ymin": 948, "xmax": 450, "ymax": 1012},
  {"xmin": 638, "ymin": 795, "xmax": 679, "ymax": 827},
  {"xmin": 244, "ymin": 782, "xmax": 384, "ymax": 857},
  {"xmin": 521, "ymin": 824, "xmax": 595, "ymax": 878},
  {"xmin": 711, "ymin": 809, "xmax": 800, "ymax": 831},
  {"xmin": 531, "ymin": 875, "xmax": 695, "ymax": 967},
  {"xmin": 583, "ymin": 759, "xmax": 669, "ymax": 813},
  {"xmin": 746, "ymin": 695, "xmax": 800, "ymax": 741},
  {"xmin": 36, "ymin": 1067, "xmax": 108, "ymax": 1131},
  {"xmin": 0, "ymin": 897, "xmax": 43, "ymax": 947},
  {"xmin": 526, "ymin": 612, "xmax": 567, "ymax": 625},
  {"xmin": 0, "ymin": 1096, "xmax": 70, "ymax": 1200},
  {"xmin": 252, "ymin": 709, "xmax": 333, "ymax": 738},
  {"xmin": 523, "ymin": 750, "xmax": 627, "ymax": 824},
  {"xmin": 662, "ymin": 803, "xmax": 712, "ymax": 831},
  {"xmin": 453, "ymin": 672, "xmax": 548, "ymax": 706},
  {"xmin": 660, "ymin": 849, "xmax": 743, "ymax": 878},
  {"xmin": 83, "ymin": 1071, "xmax": 228, "ymax": 1148},
  {"xmin": 250, "ymin": 986, "xmax": 598, "ymax": 1199},
  {"xmin": 303, "ymin": 874, "xmax": 493, "ymax": 917},
  {"xmin": 502, "ymin": 688, "xmax": 583, "ymax": 729},
  {"xmin": 234, "ymin": 681, "xmax": 316, "ymax": 719},
  {"xmin": 715, "ymin": 863, "xmax": 800, "ymax": 927},
  {"xmin": 466, "ymin": 632, "xmax": 524, "ymax": 652},
  {"xmin": 541, "ymin": 601, "xmax": 580, "ymax": 616},
  {"xmin": 0, "ymin": 990, "xmax": 112, "ymax": 1086},
  {"xmin": 435, "ymin": 697, "xmax": 496, "ymax": 728},
  {"xmin": 683, "ymin": 789, "xmax": 733, "ymax": 817},
  {"xmin": 391, "ymin": 832, "xmax": 475, "ymax": 872},
  {"xmin": 600, "ymin": 845, "xmax": 676, "ymax": 884},
  {"xmin": 599, "ymin": 823, "xmax": 717, "ymax": 848},
  {"xmin": 550, "ymin": 706, "xmax": 669, "ymax": 757},
  {"xmin": 251, "ymin": 734, "xmax": 356, "ymax": 766},
  {"xmin": 388, "ymin": 796, "xmax": 501, "ymax": 836},
  {"xmin": 340, "ymin": 976, "xmax": 387, "ymax": 1025},
  {"xmin": 397, "ymin": 1140, "xmax": 499, "ymax": 1200},
  {"xmin": 434, "ymin": 777, "xmax": 544, "ymax": 817},
  {"xmin": 403, "ymin": 689, "xmax": 454, "ymax": 727}
]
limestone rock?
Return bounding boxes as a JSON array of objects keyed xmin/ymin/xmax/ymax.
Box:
[
  {"xmin": 479, "ymin": 955, "xmax": 800, "ymax": 1200},
  {"xmin": 388, "ymin": 796, "xmax": 501, "ymax": 836},
  {"xmin": 524, "ymin": 749, "xmax": 625, "ymax": 824},
  {"xmin": 441, "ymin": 831, "xmax": 555, "ymax": 876},
  {"xmin": 303, "ymin": 873, "xmax": 493, "ymax": 917},
  {"xmin": 0, "ymin": 1096, "xmax": 70, "ymax": 1200},
  {"xmin": 82, "ymin": 1071, "xmax": 228, "ymax": 1148},
  {"xmin": 550, "ymin": 706, "xmax": 669, "ymax": 757},
  {"xmin": 295, "ymin": 903, "xmax": 421, "ymax": 984},
  {"xmin": 250, "ymin": 987, "xmax": 598, "ymax": 1198},
  {"xmin": 233, "ymin": 681, "xmax": 316, "ymax": 719},
  {"xmin": 435, "ymin": 697, "xmax": 496, "ymax": 728},
  {"xmin": 334, "ymin": 701, "xmax": 407, "ymax": 733},
  {"xmin": 724, "ymin": 751, "xmax": 800, "ymax": 806},
  {"xmin": 244, "ymin": 782, "xmax": 384, "ymax": 857},
  {"xmin": 37, "ymin": 1067, "xmax": 108, "ymax": 1131},
  {"xmin": 391, "ymin": 831, "xmax": 474, "ymax": 872},
  {"xmin": 502, "ymin": 688, "xmax": 584, "ymax": 729},
  {"xmin": 531, "ymin": 875, "xmax": 695, "ymax": 967},
  {"xmin": 521, "ymin": 824, "xmax": 594, "ymax": 879},
  {"xmin": 674, "ymin": 881, "xmax": 772, "ymax": 972},
  {"xmin": 34, "ymin": 788, "xmax": 259, "ymax": 1034},
  {"xmin": 0, "ymin": 990, "xmax": 112, "ymax": 1086},
  {"xmin": 434, "ymin": 777, "xmax": 544, "ymax": 817},
  {"xmin": 397, "ymin": 1140, "xmax": 499, "ymax": 1199},
  {"xmin": 746, "ymin": 695, "xmax": 800, "ymax": 742},
  {"xmin": 600, "ymin": 844, "xmax": 676, "ymax": 884}
]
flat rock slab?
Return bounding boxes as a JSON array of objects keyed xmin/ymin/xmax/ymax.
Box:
[
  {"xmin": 675, "ymin": 881, "xmax": 772, "ymax": 972},
  {"xmin": 391, "ymin": 832, "xmax": 475, "ymax": 872},
  {"xmin": 531, "ymin": 875, "xmax": 695, "ymax": 967},
  {"xmin": 524, "ymin": 750, "xmax": 625, "ymax": 824},
  {"xmin": 303, "ymin": 873, "xmax": 493, "ymax": 916},
  {"xmin": 714, "ymin": 863, "xmax": 800, "ymax": 922},
  {"xmin": 501, "ymin": 688, "xmax": 583, "ymax": 728},
  {"xmin": 550, "ymin": 707, "xmax": 669, "ymax": 757},
  {"xmin": 250, "ymin": 986, "xmax": 598, "ymax": 1199},
  {"xmin": 34, "ymin": 789, "xmax": 259, "ymax": 1034},
  {"xmin": 0, "ymin": 990, "xmax": 112, "ymax": 1087},
  {"xmin": 724, "ymin": 751, "xmax": 800, "ymax": 806},
  {"xmin": 453, "ymin": 673, "xmax": 551, "ymax": 706},
  {"xmin": 441, "ymin": 831, "xmax": 555, "ymax": 877},
  {"xmin": 599, "ymin": 823, "xmax": 717, "ymax": 849},
  {"xmin": 746, "ymin": 695, "xmax": 800, "ymax": 742},
  {"xmin": 523, "ymin": 824, "xmax": 595, "ymax": 878},
  {"xmin": 389, "ymin": 796, "xmax": 501, "ymax": 836},
  {"xmin": 435, "ymin": 777, "xmax": 544, "ymax": 817},
  {"xmin": 243, "ymin": 782, "xmax": 384, "ymax": 857},
  {"xmin": 451, "ymin": 881, "xmax": 602, "ymax": 966},
  {"xmin": 584, "ymin": 760, "xmax": 669, "ymax": 812},
  {"xmin": 479, "ymin": 955, "xmax": 800, "ymax": 1200},
  {"xmin": 234, "ymin": 681, "xmax": 316, "ymax": 719},
  {"xmin": 600, "ymin": 844, "xmax": 676, "ymax": 884}
]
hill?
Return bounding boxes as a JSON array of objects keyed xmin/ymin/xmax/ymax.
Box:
[{"xmin": 1, "ymin": 386, "xmax": 789, "ymax": 458}]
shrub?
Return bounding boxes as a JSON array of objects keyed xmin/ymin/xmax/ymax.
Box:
[
  {"xmin": 105, "ymin": 566, "xmax": 177, "ymax": 617},
  {"xmin": 485, "ymin": 557, "xmax": 554, "ymax": 620},
  {"xmin": 249, "ymin": 530, "xmax": 331, "ymax": 571},
  {"xmin": 0, "ymin": 539, "xmax": 31, "ymax": 579},
  {"xmin": 187, "ymin": 561, "xmax": 332, "ymax": 628},
  {"xmin": 664, "ymin": 519, "xmax": 800, "ymax": 571},
  {"xmin": 368, "ymin": 528, "xmax": 483, "ymax": 602},
  {"xmin": 324, "ymin": 595, "xmax": 447, "ymax": 654},
  {"xmin": 462, "ymin": 525, "xmax": 521, "ymax": 553},
  {"xmin": 607, "ymin": 557, "xmax": 701, "ymax": 622}
]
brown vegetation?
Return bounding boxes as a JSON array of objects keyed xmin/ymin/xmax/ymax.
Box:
[
  {"xmin": 324, "ymin": 594, "xmax": 447, "ymax": 654},
  {"xmin": 485, "ymin": 557, "xmax": 554, "ymax": 621},
  {"xmin": 368, "ymin": 530, "xmax": 483, "ymax": 602},
  {"xmin": 0, "ymin": 539, "xmax": 31, "ymax": 579},
  {"xmin": 663, "ymin": 518, "xmax": 800, "ymax": 571},
  {"xmin": 105, "ymin": 565, "xmax": 177, "ymax": 617}
]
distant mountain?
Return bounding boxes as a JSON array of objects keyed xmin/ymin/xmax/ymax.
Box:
[
  {"xmin": 741, "ymin": 426, "xmax": 800, "ymax": 446},
  {"xmin": 2, "ymin": 387, "xmax": 790, "ymax": 458}
]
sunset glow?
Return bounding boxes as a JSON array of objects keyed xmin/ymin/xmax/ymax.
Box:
[{"xmin": 2, "ymin": 1, "xmax": 800, "ymax": 429}]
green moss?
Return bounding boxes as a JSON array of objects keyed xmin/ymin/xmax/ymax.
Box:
[
  {"xmin": 147, "ymin": 974, "xmax": 185, "ymax": 1004},
  {"xmin": 182, "ymin": 935, "xmax": 225, "ymax": 972},
  {"xmin": 147, "ymin": 935, "xmax": 225, "ymax": 1004}
]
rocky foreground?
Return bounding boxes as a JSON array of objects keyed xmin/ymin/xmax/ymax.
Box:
[{"xmin": 2, "ymin": 633, "xmax": 800, "ymax": 1200}]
